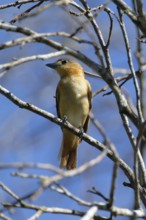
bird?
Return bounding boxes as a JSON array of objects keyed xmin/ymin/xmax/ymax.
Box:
[{"xmin": 46, "ymin": 58, "xmax": 92, "ymax": 170}]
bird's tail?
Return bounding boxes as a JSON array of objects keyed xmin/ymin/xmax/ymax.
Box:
[{"xmin": 59, "ymin": 129, "xmax": 79, "ymax": 170}]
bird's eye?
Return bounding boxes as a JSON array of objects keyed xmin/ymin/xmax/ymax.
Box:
[{"xmin": 61, "ymin": 60, "xmax": 67, "ymax": 65}]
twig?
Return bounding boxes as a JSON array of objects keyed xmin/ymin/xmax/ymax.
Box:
[
  {"xmin": 3, "ymin": 202, "xmax": 86, "ymax": 217},
  {"xmin": 1, "ymin": 180, "xmax": 146, "ymax": 219},
  {"xmin": 89, "ymin": 112, "xmax": 111, "ymax": 147},
  {"xmin": 135, "ymin": 23, "xmax": 146, "ymax": 189},
  {"xmin": 11, "ymin": 152, "xmax": 109, "ymax": 188},
  {"xmin": 0, "ymin": 20, "xmax": 140, "ymax": 128},
  {"xmin": 51, "ymin": 183, "xmax": 92, "ymax": 206},
  {"xmin": 0, "ymin": 85, "xmax": 109, "ymax": 154},
  {"xmin": 0, "ymin": 162, "xmax": 62, "ymax": 173},
  {"xmin": 2, "ymin": 200, "xmax": 146, "ymax": 219},
  {"xmin": 118, "ymin": 8, "xmax": 144, "ymax": 124},
  {"xmin": 0, "ymin": 55, "xmax": 144, "ymax": 206},
  {"xmin": 88, "ymin": 187, "xmax": 109, "ymax": 202},
  {"xmin": 10, "ymin": 0, "xmax": 44, "ymax": 24},
  {"xmin": 0, "ymin": 32, "xmax": 94, "ymax": 50},
  {"xmin": 108, "ymin": 161, "xmax": 119, "ymax": 218},
  {"xmin": 139, "ymin": 38, "xmax": 146, "ymax": 43},
  {"xmin": 0, "ymin": 21, "xmax": 104, "ymax": 73},
  {"xmin": 135, "ymin": 0, "xmax": 144, "ymax": 17},
  {"xmin": 0, "ymin": 186, "xmax": 46, "ymax": 213},
  {"xmin": 137, "ymin": 122, "xmax": 146, "ymax": 186},
  {"xmin": 0, "ymin": 0, "xmax": 41, "ymax": 9},
  {"xmin": 81, "ymin": 206, "xmax": 98, "ymax": 220},
  {"xmin": 72, "ymin": 1, "xmax": 140, "ymax": 130},
  {"xmin": 0, "ymin": 51, "xmax": 66, "ymax": 77},
  {"xmin": 118, "ymin": 8, "xmax": 144, "ymax": 209},
  {"xmin": 0, "ymin": 181, "xmax": 26, "ymax": 205},
  {"xmin": 113, "ymin": 0, "xmax": 146, "ymax": 35},
  {"xmin": 0, "ymin": 182, "xmax": 85, "ymax": 217},
  {"xmin": 105, "ymin": 8, "xmax": 113, "ymax": 48},
  {"xmin": 10, "ymin": 0, "xmax": 71, "ymax": 22},
  {"xmin": 0, "ymin": 213, "xmax": 11, "ymax": 220},
  {"xmin": 28, "ymin": 210, "xmax": 43, "ymax": 220},
  {"xmin": 70, "ymin": 1, "xmax": 106, "ymax": 67}
]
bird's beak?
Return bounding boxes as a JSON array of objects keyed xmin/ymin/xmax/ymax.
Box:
[{"xmin": 46, "ymin": 63, "xmax": 58, "ymax": 69}]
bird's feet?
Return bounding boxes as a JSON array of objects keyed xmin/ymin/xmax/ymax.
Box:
[
  {"xmin": 62, "ymin": 115, "xmax": 68, "ymax": 124},
  {"xmin": 78, "ymin": 127, "xmax": 84, "ymax": 139}
]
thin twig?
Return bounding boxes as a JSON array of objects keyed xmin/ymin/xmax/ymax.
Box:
[
  {"xmin": 0, "ymin": 213, "xmax": 11, "ymax": 220},
  {"xmin": 89, "ymin": 112, "xmax": 111, "ymax": 147},
  {"xmin": 0, "ymin": 51, "xmax": 66, "ymax": 77},
  {"xmin": 51, "ymin": 183, "xmax": 92, "ymax": 206},
  {"xmin": 1, "ymin": 178, "xmax": 146, "ymax": 218},
  {"xmin": 0, "ymin": 0, "xmax": 41, "ymax": 9},
  {"xmin": 28, "ymin": 210, "xmax": 43, "ymax": 220},
  {"xmin": 118, "ymin": 8, "xmax": 144, "ymax": 209},
  {"xmin": 0, "ymin": 20, "xmax": 140, "ymax": 128},
  {"xmin": 88, "ymin": 187, "xmax": 109, "ymax": 202},
  {"xmin": 118, "ymin": 8, "xmax": 144, "ymax": 124},
  {"xmin": 105, "ymin": 9, "xmax": 113, "ymax": 48},
  {"xmin": 0, "ymin": 32, "xmax": 94, "ymax": 50},
  {"xmin": 80, "ymin": 206, "xmax": 98, "ymax": 220},
  {"xmin": 10, "ymin": 0, "xmax": 44, "ymax": 24},
  {"xmin": 11, "ymin": 152, "xmax": 108, "ymax": 188}
]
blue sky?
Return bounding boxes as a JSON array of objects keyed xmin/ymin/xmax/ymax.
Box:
[{"xmin": 0, "ymin": 0, "xmax": 146, "ymax": 219}]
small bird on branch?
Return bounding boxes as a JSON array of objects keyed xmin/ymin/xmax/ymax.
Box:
[{"xmin": 46, "ymin": 59, "xmax": 92, "ymax": 170}]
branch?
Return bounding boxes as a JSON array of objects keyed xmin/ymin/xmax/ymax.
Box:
[
  {"xmin": 71, "ymin": 1, "xmax": 139, "ymax": 129},
  {"xmin": 10, "ymin": 0, "xmax": 44, "ymax": 24},
  {"xmin": 9, "ymin": 0, "xmax": 72, "ymax": 23},
  {"xmin": 0, "ymin": 51, "xmax": 66, "ymax": 77},
  {"xmin": 0, "ymin": 20, "xmax": 140, "ymax": 128},
  {"xmin": 1, "ymin": 181, "xmax": 146, "ymax": 219},
  {"xmin": 28, "ymin": 210, "xmax": 43, "ymax": 220},
  {"xmin": 118, "ymin": 8, "xmax": 144, "ymax": 123},
  {"xmin": 90, "ymin": 112, "xmax": 111, "ymax": 147},
  {"xmin": 0, "ymin": 213, "xmax": 11, "ymax": 220},
  {"xmin": 0, "ymin": 32, "xmax": 94, "ymax": 50},
  {"xmin": 0, "ymin": 0, "xmax": 41, "ymax": 9},
  {"xmin": 76, "ymin": 5, "xmax": 146, "ymax": 191},
  {"xmin": 112, "ymin": 0, "xmax": 146, "ymax": 35},
  {"xmin": 1, "ymin": 84, "xmax": 146, "ymax": 207},
  {"xmin": 0, "ymin": 21, "xmax": 103, "ymax": 72},
  {"xmin": 0, "ymin": 85, "xmax": 136, "ymax": 188},
  {"xmin": 51, "ymin": 183, "xmax": 92, "ymax": 206},
  {"xmin": 81, "ymin": 206, "xmax": 98, "ymax": 220},
  {"xmin": 11, "ymin": 151, "xmax": 108, "ymax": 187},
  {"xmin": 118, "ymin": 8, "xmax": 145, "ymax": 207}
]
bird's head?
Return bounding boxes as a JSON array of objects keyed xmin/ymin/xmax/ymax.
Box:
[{"xmin": 46, "ymin": 59, "xmax": 84, "ymax": 78}]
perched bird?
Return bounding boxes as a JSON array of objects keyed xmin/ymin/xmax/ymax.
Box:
[{"xmin": 46, "ymin": 59, "xmax": 92, "ymax": 170}]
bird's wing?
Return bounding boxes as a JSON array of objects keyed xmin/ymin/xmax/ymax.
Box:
[
  {"xmin": 56, "ymin": 83, "xmax": 61, "ymax": 118},
  {"xmin": 83, "ymin": 80, "xmax": 92, "ymax": 133}
]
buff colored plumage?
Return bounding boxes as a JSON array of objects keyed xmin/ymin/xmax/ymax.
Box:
[{"xmin": 46, "ymin": 59, "xmax": 92, "ymax": 170}]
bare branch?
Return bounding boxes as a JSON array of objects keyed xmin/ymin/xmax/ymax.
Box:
[
  {"xmin": 0, "ymin": 0, "xmax": 41, "ymax": 9},
  {"xmin": 118, "ymin": 8, "xmax": 144, "ymax": 123},
  {"xmin": 28, "ymin": 210, "xmax": 43, "ymax": 220},
  {"xmin": 0, "ymin": 213, "xmax": 11, "ymax": 220},
  {"xmin": 0, "ymin": 32, "xmax": 94, "ymax": 50},
  {"xmin": 0, "ymin": 1, "xmax": 146, "ymax": 218},
  {"xmin": 0, "ymin": 85, "xmax": 141, "ymax": 197},
  {"xmin": 112, "ymin": 0, "xmax": 146, "ymax": 35},
  {"xmin": 51, "ymin": 183, "xmax": 92, "ymax": 206},
  {"xmin": 81, "ymin": 206, "xmax": 98, "ymax": 220},
  {"xmin": 0, "ymin": 51, "xmax": 66, "ymax": 77},
  {"xmin": 118, "ymin": 8, "xmax": 145, "ymax": 208}
]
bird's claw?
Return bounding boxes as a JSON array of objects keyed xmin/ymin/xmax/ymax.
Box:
[
  {"xmin": 62, "ymin": 115, "xmax": 68, "ymax": 124},
  {"xmin": 79, "ymin": 127, "xmax": 84, "ymax": 139}
]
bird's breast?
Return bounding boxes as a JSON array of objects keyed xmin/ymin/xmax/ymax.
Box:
[{"xmin": 58, "ymin": 76, "xmax": 89, "ymax": 127}]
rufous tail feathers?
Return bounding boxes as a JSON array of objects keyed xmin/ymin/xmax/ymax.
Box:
[{"xmin": 59, "ymin": 130, "xmax": 79, "ymax": 170}]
